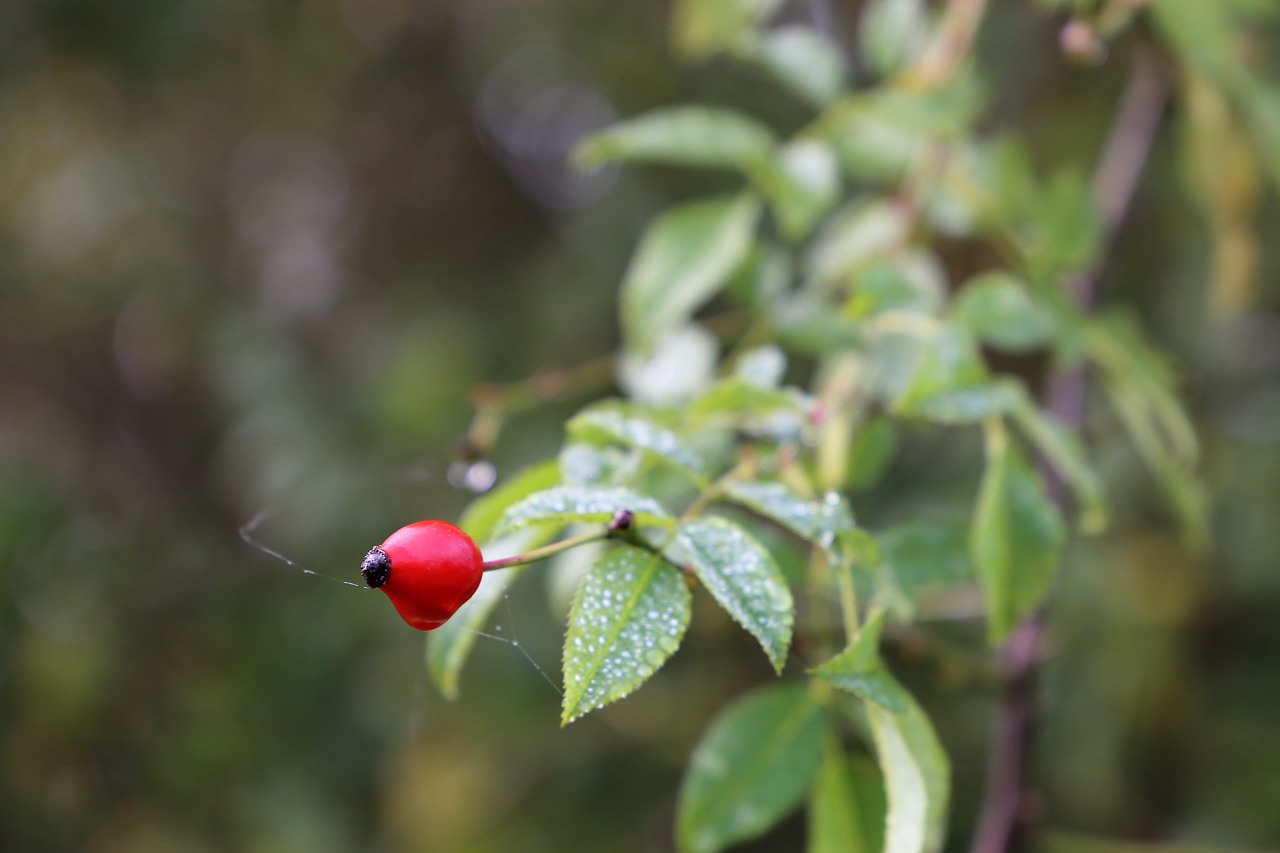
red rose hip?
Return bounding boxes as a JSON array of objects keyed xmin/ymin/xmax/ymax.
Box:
[{"xmin": 360, "ymin": 520, "xmax": 483, "ymax": 630}]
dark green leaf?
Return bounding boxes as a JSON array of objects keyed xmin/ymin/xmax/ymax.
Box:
[
  {"xmin": 879, "ymin": 518, "xmax": 974, "ymax": 596},
  {"xmin": 677, "ymin": 684, "xmax": 828, "ymax": 853},
  {"xmin": 971, "ymin": 420, "xmax": 1066, "ymax": 643},
  {"xmin": 622, "ymin": 193, "xmax": 762, "ymax": 354},
  {"xmin": 809, "ymin": 609, "xmax": 909, "ymax": 712},
  {"xmin": 1010, "ymin": 397, "xmax": 1108, "ymax": 533},
  {"xmin": 847, "ymin": 416, "xmax": 900, "ymax": 491},
  {"xmin": 676, "ymin": 517, "xmax": 794, "ymax": 671},
  {"xmin": 562, "ymin": 545, "xmax": 691, "ymax": 723}
]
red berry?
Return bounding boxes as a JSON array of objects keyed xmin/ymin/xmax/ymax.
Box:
[{"xmin": 360, "ymin": 520, "xmax": 483, "ymax": 630}]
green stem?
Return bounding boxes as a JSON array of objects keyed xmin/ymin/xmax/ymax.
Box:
[{"xmin": 482, "ymin": 527, "xmax": 611, "ymax": 572}]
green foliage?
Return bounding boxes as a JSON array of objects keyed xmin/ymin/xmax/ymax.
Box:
[{"xmin": 437, "ymin": 0, "xmax": 1260, "ymax": 846}]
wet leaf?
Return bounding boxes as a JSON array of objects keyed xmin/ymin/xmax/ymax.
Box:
[
  {"xmin": 569, "ymin": 405, "xmax": 708, "ymax": 485},
  {"xmin": 562, "ymin": 545, "xmax": 691, "ymax": 723},
  {"xmin": 677, "ymin": 684, "xmax": 828, "ymax": 853},
  {"xmin": 676, "ymin": 517, "xmax": 794, "ymax": 671},
  {"xmin": 496, "ymin": 485, "xmax": 672, "ymax": 537},
  {"xmin": 721, "ymin": 480, "xmax": 855, "ymax": 559}
]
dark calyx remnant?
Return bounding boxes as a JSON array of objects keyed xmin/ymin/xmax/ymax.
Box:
[
  {"xmin": 608, "ymin": 509, "xmax": 634, "ymax": 534},
  {"xmin": 361, "ymin": 547, "xmax": 391, "ymax": 588}
]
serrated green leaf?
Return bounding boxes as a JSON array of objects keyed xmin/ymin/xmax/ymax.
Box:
[
  {"xmin": 809, "ymin": 610, "xmax": 909, "ymax": 712},
  {"xmin": 677, "ymin": 684, "xmax": 828, "ymax": 853},
  {"xmin": 575, "ymin": 106, "xmax": 776, "ymax": 172},
  {"xmin": 496, "ymin": 485, "xmax": 673, "ymax": 537},
  {"xmin": 866, "ymin": 690, "xmax": 950, "ymax": 853},
  {"xmin": 859, "ymin": 0, "xmax": 929, "ymax": 78},
  {"xmin": 951, "ymin": 271, "xmax": 1056, "ymax": 351},
  {"xmin": 569, "ymin": 405, "xmax": 708, "ymax": 485},
  {"xmin": 721, "ymin": 480, "xmax": 855, "ymax": 559},
  {"xmin": 808, "ymin": 743, "xmax": 881, "ymax": 853},
  {"xmin": 562, "ymin": 545, "xmax": 691, "ymax": 723},
  {"xmin": 749, "ymin": 139, "xmax": 841, "ymax": 240},
  {"xmin": 426, "ymin": 564, "xmax": 523, "ymax": 701},
  {"xmin": 676, "ymin": 517, "xmax": 794, "ymax": 671},
  {"xmin": 1010, "ymin": 397, "xmax": 1108, "ymax": 533},
  {"xmin": 737, "ymin": 25, "xmax": 846, "ymax": 108},
  {"xmin": 458, "ymin": 460, "xmax": 562, "ymax": 544},
  {"xmin": 622, "ymin": 193, "xmax": 762, "ymax": 354},
  {"xmin": 971, "ymin": 419, "xmax": 1066, "ymax": 643},
  {"xmin": 671, "ymin": 0, "xmax": 783, "ymax": 59}
]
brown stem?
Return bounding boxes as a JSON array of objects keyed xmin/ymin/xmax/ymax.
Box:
[{"xmin": 969, "ymin": 49, "xmax": 1170, "ymax": 853}]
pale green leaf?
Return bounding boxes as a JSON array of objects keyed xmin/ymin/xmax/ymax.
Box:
[
  {"xmin": 677, "ymin": 684, "xmax": 828, "ymax": 853},
  {"xmin": 808, "ymin": 743, "xmax": 882, "ymax": 853},
  {"xmin": 1010, "ymin": 396, "xmax": 1108, "ymax": 533},
  {"xmin": 671, "ymin": 0, "xmax": 784, "ymax": 59},
  {"xmin": 562, "ymin": 545, "xmax": 691, "ymax": 723},
  {"xmin": 676, "ymin": 517, "xmax": 794, "ymax": 671},
  {"xmin": 426, "ymin": 565, "xmax": 523, "ymax": 701},
  {"xmin": 844, "ymin": 251, "xmax": 947, "ymax": 319},
  {"xmin": 951, "ymin": 271, "xmax": 1056, "ymax": 351},
  {"xmin": 569, "ymin": 404, "xmax": 708, "ymax": 484},
  {"xmin": 749, "ymin": 139, "xmax": 841, "ymax": 240},
  {"xmin": 808, "ymin": 199, "xmax": 911, "ymax": 285},
  {"xmin": 458, "ymin": 460, "xmax": 561, "ymax": 545},
  {"xmin": 622, "ymin": 193, "xmax": 762, "ymax": 354},
  {"xmin": 971, "ymin": 419, "xmax": 1066, "ymax": 643},
  {"xmin": 496, "ymin": 485, "xmax": 673, "ymax": 537},
  {"xmin": 738, "ymin": 25, "xmax": 847, "ymax": 108},
  {"xmin": 575, "ymin": 106, "xmax": 776, "ymax": 172},
  {"xmin": 809, "ymin": 609, "xmax": 909, "ymax": 712},
  {"xmin": 866, "ymin": 690, "xmax": 950, "ymax": 853},
  {"xmin": 859, "ymin": 0, "xmax": 929, "ymax": 78}
]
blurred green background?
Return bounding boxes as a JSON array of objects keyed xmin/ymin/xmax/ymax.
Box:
[{"xmin": 1, "ymin": 2, "xmax": 1278, "ymax": 851}]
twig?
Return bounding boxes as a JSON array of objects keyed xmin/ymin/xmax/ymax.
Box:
[{"xmin": 969, "ymin": 48, "xmax": 1171, "ymax": 853}]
